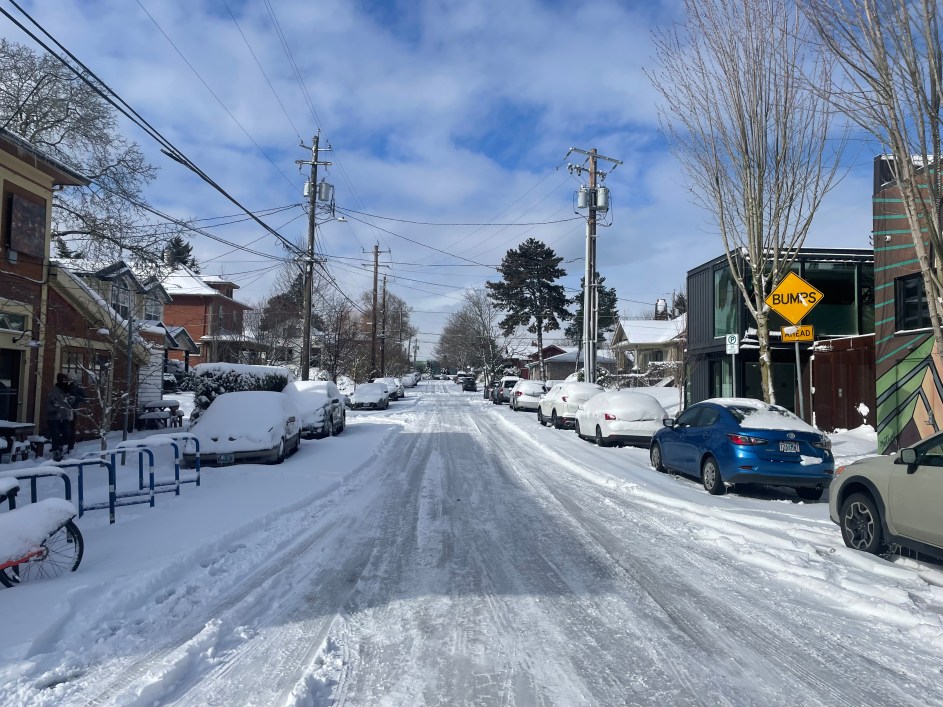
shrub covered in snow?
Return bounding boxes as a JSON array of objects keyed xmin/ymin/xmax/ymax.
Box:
[{"xmin": 188, "ymin": 363, "xmax": 294, "ymax": 421}]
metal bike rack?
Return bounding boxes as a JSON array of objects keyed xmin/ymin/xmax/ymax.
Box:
[
  {"xmin": 51, "ymin": 457, "xmax": 119, "ymax": 524},
  {"xmin": 116, "ymin": 433, "xmax": 201, "ymax": 496},
  {"xmin": 0, "ymin": 466, "xmax": 73, "ymax": 505}
]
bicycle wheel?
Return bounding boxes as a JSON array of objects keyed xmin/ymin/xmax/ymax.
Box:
[{"xmin": 0, "ymin": 520, "xmax": 84, "ymax": 587}]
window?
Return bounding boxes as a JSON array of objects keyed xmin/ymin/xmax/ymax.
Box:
[
  {"xmin": 143, "ymin": 297, "xmax": 161, "ymax": 321},
  {"xmin": 896, "ymin": 273, "xmax": 931, "ymax": 331},
  {"xmin": 110, "ymin": 285, "xmax": 130, "ymax": 320},
  {"xmin": 675, "ymin": 407, "xmax": 702, "ymax": 427},
  {"xmin": 713, "ymin": 266, "xmax": 737, "ymax": 337}
]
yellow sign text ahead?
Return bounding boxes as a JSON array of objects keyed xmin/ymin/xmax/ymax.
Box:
[
  {"xmin": 781, "ymin": 325, "xmax": 814, "ymax": 343},
  {"xmin": 765, "ymin": 272, "xmax": 824, "ymax": 325}
]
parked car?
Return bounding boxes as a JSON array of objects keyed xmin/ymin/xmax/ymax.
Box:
[
  {"xmin": 537, "ymin": 382, "xmax": 605, "ymax": 428},
  {"xmin": 509, "ymin": 380, "xmax": 545, "ymax": 411},
  {"xmin": 372, "ymin": 377, "xmax": 404, "ymax": 400},
  {"xmin": 184, "ymin": 391, "xmax": 301, "ymax": 467},
  {"xmin": 290, "ymin": 380, "xmax": 347, "ymax": 434},
  {"xmin": 350, "ymin": 383, "xmax": 390, "ymax": 410},
  {"xmin": 829, "ymin": 431, "xmax": 943, "ymax": 558},
  {"xmin": 491, "ymin": 376, "xmax": 521, "ymax": 405},
  {"xmin": 650, "ymin": 398, "xmax": 833, "ymax": 499},
  {"xmin": 575, "ymin": 390, "xmax": 669, "ymax": 447},
  {"xmin": 461, "ymin": 378, "xmax": 478, "ymax": 392},
  {"xmin": 282, "ymin": 381, "xmax": 344, "ymax": 438}
]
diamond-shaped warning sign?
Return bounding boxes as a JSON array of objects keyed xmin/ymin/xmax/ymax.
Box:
[{"xmin": 765, "ymin": 272, "xmax": 823, "ymax": 326}]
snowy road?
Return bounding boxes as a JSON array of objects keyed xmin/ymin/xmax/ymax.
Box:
[{"xmin": 3, "ymin": 382, "xmax": 943, "ymax": 705}]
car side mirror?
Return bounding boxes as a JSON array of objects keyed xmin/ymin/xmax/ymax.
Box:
[
  {"xmin": 663, "ymin": 418, "xmax": 675, "ymax": 428},
  {"xmin": 332, "ymin": 397, "xmax": 340, "ymax": 404},
  {"xmin": 900, "ymin": 448, "xmax": 917, "ymax": 466}
]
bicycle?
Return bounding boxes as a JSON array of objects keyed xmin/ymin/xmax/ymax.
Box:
[{"xmin": 0, "ymin": 478, "xmax": 84, "ymax": 587}]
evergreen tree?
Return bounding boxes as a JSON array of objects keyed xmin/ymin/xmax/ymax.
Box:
[
  {"xmin": 565, "ymin": 272, "xmax": 619, "ymax": 346},
  {"xmin": 486, "ymin": 238, "xmax": 570, "ymax": 380},
  {"xmin": 673, "ymin": 290, "xmax": 687, "ymax": 316},
  {"xmin": 164, "ymin": 235, "xmax": 200, "ymax": 272}
]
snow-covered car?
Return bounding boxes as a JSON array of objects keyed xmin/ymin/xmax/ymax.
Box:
[
  {"xmin": 184, "ymin": 391, "xmax": 301, "ymax": 467},
  {"xmin": 509, "ymin": 380, "xmax": 545, "ymax": 411},
  {"xmin": 350, "ymin": 383, "xmax": 390, "ymax": 410},
  {"xmin": 285, "ymin": 380, "xmax": 346, "ymax": 434},
  {"xmin": 574, "ymin": 390, "xmax": 669, "ymax": 447},
  {"xmin": 372, "ymin": 377, "xmax": 404, "ymax": 400},
  {"xmin": 830, "ymin": 430, "xmax": 943, "ymax": 559},
  {"xmin": 537, "ymin": 382, "xmax": 605, "ymax": 429},
  {"xmin": 491, "ymin": 376, "xmax": 520, "ymax": 404},
  {"xmin": 282, "ymin": 382, "xmax": 336, "ymax": 438}
]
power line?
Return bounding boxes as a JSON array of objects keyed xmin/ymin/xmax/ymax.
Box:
[{"xmin": 338, "ymin": 207, "xmax": 582, "ymax": 227}]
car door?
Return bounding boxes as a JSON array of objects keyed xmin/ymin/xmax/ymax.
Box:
[
  {"xmin": 887, "ymin": 438, "xmax": 943, "ymax": 547},
  {"xmin": 661, "ymin": 407, "xmax": 703, "ymax": 472}
]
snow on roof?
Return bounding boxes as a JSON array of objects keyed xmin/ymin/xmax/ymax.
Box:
[
  {"xmin": 616, "ymin": 314, "xmax": 686, "ymax": 345},
  {"xmin": 541, "ymin": 349, "xmax": 615, "ymax": 364},
  {"xmin": 161, "ymin": 265, "xmax": 219, "ymax": 296},
  {"xmin": 202, "ymin": 274, "xmax": 238, "ymax": 287}
]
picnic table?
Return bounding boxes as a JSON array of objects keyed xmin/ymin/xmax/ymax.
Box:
[
  {"xmin": 136, "ymin": 400, "xmax": 183, "ymax": 430},
  {"xmin": 0, "ymin": 420, "xmax": 35, "ymax": 462}
]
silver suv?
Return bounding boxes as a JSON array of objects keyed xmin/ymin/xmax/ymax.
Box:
[
  {"xmin": 829, "ymin": 431, "xmax": 943, "ymax": 558},
  {"xmin": 491, "ymin": 376, "xmax": 520, "ymax": 405}
]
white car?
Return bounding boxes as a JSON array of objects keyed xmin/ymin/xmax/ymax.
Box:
[
  {"xmin": 537, "ymin": 382, "xmax": 605, "ymax": 429},
  {"xmin": 184, "ymin": 391, "xmax": 301, "ymax": 466},
  {"xmin": 509, "ymin": 380, "xmax": 546, "ymax": 411},
  {"xmin": 286, "ymin": 380, "xmax": 346, "ymax": 434},
  {"xmin": 282, "ymin": 382, "xmax": 336, "ymax": 438},
  {"xmin": 350, "ymin": 383, "xmax": 390, "ymax": 410},
  {"xmin": 574, "ymin": 390, "xmax": 669, "ymax": 447},
  {"xmin": 372, "ymin": 377, "xmax": 405, "ymax": 400}
]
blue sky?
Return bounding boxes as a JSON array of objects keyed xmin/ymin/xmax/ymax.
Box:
[{"xmin": 4, "ymin": 0, "xmax": 876, "ymax": 357}]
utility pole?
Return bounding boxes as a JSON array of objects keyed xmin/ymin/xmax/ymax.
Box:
[
  {"xmin": 380, "ymin": 275, "xmax": 388, "ymax": 376},
  {"xmin": 296, "ymin": 133, "xmax": 331, "ymax": 380},
  {"xmin": 365, "ymin": 243, "xmax": 390, "ymax": 376},
  {"xmin": 566, "ymin": 147, "xmax": 623, "ymax": 383}
]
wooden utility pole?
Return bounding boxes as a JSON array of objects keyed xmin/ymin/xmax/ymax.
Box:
[
  {"xmin": 366, "ymin": 244, "xmax": 390, "ymax": 376},
  {"xmin": 380, "ymin": 275, "xmax": 388, "ymax": 376}
]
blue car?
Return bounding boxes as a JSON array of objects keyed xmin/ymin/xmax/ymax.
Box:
[{"xmin": 649, "ymin": 398, "xmax": 834, "ymax": 500}]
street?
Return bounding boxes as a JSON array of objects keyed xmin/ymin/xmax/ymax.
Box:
[{"xmin": 2, "ymin": 381, "xmax": 942, "ymax": 706}]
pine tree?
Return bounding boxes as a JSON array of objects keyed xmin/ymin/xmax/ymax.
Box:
[
  {"xmin": 164, "ymin": 235, "xmax": 200, "ymax": 272},
  {"xmin": 565, "ymin": 272, "xmax": 619, "ymax": 346},
  {"xmin": 486, "ymin": 238, "xmax": 570, "ymax": 380}
]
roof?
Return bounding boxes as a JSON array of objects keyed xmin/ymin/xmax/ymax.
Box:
[
  {"xmin": 537, "ymin": 349, "xmax": 616, "ymax": 364},
  {"xmin": 0, "ymin": 128, "xmax": 89, "ymax": 186},
  {"xmin": 614, "ymin": 314, "xmax": 686, "ymax": 346},
  {"xmin": 162, "ymin": 265, "xmax": 219, "ymax": 296}
]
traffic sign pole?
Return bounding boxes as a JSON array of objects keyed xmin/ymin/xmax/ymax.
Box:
[{"xmin": 794, "ymin": 341, "xmax": 804, "ymax": 420}]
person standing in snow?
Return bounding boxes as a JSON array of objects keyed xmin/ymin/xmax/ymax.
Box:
[{"xmin": 47, "ymin": 373, "xmax": 76, "ymax": 461}]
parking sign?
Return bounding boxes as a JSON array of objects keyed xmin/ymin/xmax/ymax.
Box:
[{"xmin": 725, "ymin": 334, "xmax": 739, "ymax": 354}]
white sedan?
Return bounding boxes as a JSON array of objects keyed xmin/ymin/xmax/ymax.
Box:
[
  {"xmin": 509, "ymin": 380, "xmax": 546, "ymax": 411},
  {"xmin": 183, "ymin": 391, "xmax": 301, "ymax": 466},
  {"xmin": 350, "ymin": 383, "xmax": 390, "ymax": 410},
  {"xmin": 282, "ymin": 382, "xmax": 335, "ymax": 439},
  {"xmin": 574, "ymin": 390, "xmax": 669, "ymax": 447},
  {"xmin": 537, "ymin": 382, "xmax": 605, "ymax": 429}
]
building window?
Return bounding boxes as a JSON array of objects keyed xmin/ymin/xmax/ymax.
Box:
[
  {"xmin": 713, "ymin": 266, "xmax": 737, "ymax": 338},
  {"xmin": 143, "ymin": 297, "xmax": 161, "ymax": 321},
  {"xmin": 896, "ymin": 273, "xmax": 931, "ymax": 331},
  {"xmin": 110, "ymin": 285, "xmax": 130, "ymax": 320}
]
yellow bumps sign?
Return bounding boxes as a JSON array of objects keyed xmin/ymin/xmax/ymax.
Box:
[
  {"xmin": 781, "ymin": 325, "xmax": 814, "ymax": 343},
  {"xmin": 765, "ymin": 272, "xmax": 823, "ymax": 325}
]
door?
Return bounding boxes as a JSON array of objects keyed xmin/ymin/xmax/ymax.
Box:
[
  {"xmin": 888, "ymin": 438, "xmax": 943, "ymax": 547},
  {"xmin": 662, "ymin": 406, "xmax": 703, "ymax": 472},
  {"xmin": 0, "ymin": 348, "xmax": 22, "ymax": 421}
]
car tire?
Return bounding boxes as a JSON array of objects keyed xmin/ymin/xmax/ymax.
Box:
[
  {"xmin": 595, "ymin": 426, "xmax": 607, "ymax": 447},
  {"xmin": 538, "ymin": 408, "xmax": 547, "ymax": 426},
  {"xmin": 273, "ymin": 439, "xmax": 286, "ymax": 465},
  {"xmin": 574, "ymin": 420, "xmax": 582, "ymax": 439},
  {"xmin": 701, "ymin": 455, "xmax": 725, "ymax": 495},
  {"xmin": 551, "ymin": 411, "xmax": 562, "ymax": 429},
  {"xmin": 796, "ymin": 487, "xmax": 823, "ymax": 502},
  {"xmin": 840, "ymin": 493, "xmax": 885, "ymax": 554},
  {"xmin": 650, "ymin": 443, "xmax": 665, "ymax": 472}
]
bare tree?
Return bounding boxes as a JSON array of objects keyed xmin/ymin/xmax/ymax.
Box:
[
  {"xmin": 434, "ymin": 289, "xmax": 510, "ymax": 382},
  {"xmin": 650, "ymin": 0, "xmax": 846, "ymax": 402},
  {"xmin": 802, "ymin": 0, "xmax": 943, "ymax": 349},
  {"xmin": 0, "ymin": 39, "xmax": 168, "ymax": 267}
]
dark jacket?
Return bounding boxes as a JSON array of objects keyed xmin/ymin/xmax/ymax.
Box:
[{"xmin": 47, "ymin": 383, "xmax": 75, "ymax": 421}]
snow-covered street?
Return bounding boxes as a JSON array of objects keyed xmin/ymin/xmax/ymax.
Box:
[{"xmin": 2, "ymin": 381, "xmax": 943, "ymax": 706}]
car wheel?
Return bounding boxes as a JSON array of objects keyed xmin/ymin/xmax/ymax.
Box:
[
  {"xmin": 273, "ymin": 439, "xmax": 286, "ymax": 464},
  {"xmin": 538, "ymin": 408, "xmax": 546, "ymax": 426},
  {"xmin": 551, "ymin": 411, "xmax": 562, "ymax": 429},
  {"xmin": 595, "ymin": 426, "xmax": 607, "ymax": 448},
  {"xmin": 840, "ymin": 493, "xmax": 885, "ymax": 554},
  {"xmin": 796, "ymin": 487, "xmax": 823, "ymax": 502},
  {"xmin": 701, "ymin": 455, "xmax": 725, "ymax": 495},
  {"xmin": 574, "ymin": 420, "xmax": 582, "ymax": 439},
  {"xmin": 650, "ymin": 443, "xmax": 665, "ymax": 472}
]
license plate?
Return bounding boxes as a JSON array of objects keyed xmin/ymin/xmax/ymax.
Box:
[
  {"xmin": 779, "ymin": 441, "xmax": 800, "ymax": 453},
  {"xmin": 217, "ymin": 453, "xmax": 235, "ymax": 465}
]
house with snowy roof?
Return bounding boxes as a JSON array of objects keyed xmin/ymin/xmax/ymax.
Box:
[{"xmin": 609, "ymin": 314, "xmax": 686, "ymax": 386}]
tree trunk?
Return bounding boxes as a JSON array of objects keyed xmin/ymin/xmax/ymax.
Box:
[{"xmin": 755, "ymin": 308, "xmax": 774, "ymax": 404}]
